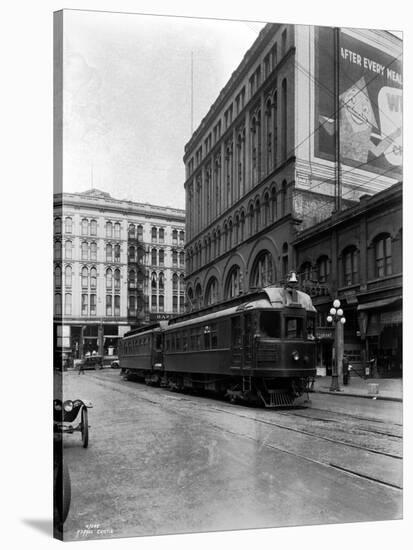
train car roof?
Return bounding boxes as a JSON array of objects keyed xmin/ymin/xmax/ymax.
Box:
[
  {"xmin": 166, "ymin": 287, "xmax": 316, "ymax": 331},
  {"xmin": 123, "ymin": 321, "xmax": 168, "ymax": 339}
]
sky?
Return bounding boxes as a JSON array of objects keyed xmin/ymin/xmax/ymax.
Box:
[{"xmin": 62, "ymin": 10, "xmax": 265, "ymax": 209}]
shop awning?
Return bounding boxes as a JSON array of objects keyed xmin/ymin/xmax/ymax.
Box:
[{"xmin": 357, "ymin": 296, "xmax": 402, "ymax": 311}]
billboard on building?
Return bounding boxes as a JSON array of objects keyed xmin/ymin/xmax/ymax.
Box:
[{"xmin": 314, "ymin": 27, "xmax": 402, "ymax": 178}]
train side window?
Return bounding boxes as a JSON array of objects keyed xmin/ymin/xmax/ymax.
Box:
[
  {"xmin": 176, "ymin": 333, "xmax": 181, "ymax": 351},
  {"xmin": 210, "ymin": 323, "xmax": 218, "ymax": 348},
  {"xmin": 190, "ymin": 328, "xmax": 196, "ymax": 350},
  {"xmin": 260, "ymin": 312, "xmax": 281, "ymax": 338},
  {"xmin": 196, "ymin": 328, "xmax": 201, "ymax": 350},
  {"xmin": 306, "ymin": 316, "xmax": 315, "ymax": 340},
  {"xmin": 182, "ymin": 334, "xmax": 188, "ymax": 351},
  {"xmin": 285, "ymin": 317, "xmax": 303, "ymax": 339},
  {"xmin": 231, "ymin": 316, "xmax": 242, "ymax": 346}
]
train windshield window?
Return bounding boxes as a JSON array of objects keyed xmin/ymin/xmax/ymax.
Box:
[
  {"xmin": 156, "ymin": 335, "xmax": 162, "ymax": 349},
  {"xmin": 285, "ymin": 317, "xmax": 303, "ymax": 339},
  {"xmin": 307, "ymin": 316, "xmax": 316, "ymax": 340},
  {"xmin": 260, "ymin": 312, "xmax": 281, "ymax": 338}
]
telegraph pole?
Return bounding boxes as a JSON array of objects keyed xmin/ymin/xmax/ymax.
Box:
[{"xmin": 334, "ymin": 27, "xmax": 342, "ymax": 212}]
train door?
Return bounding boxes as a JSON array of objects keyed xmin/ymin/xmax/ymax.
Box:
[
  {"xmin": 152, "ymin": 332, "xmax": 163, "ymax": 370},
  {"xmin": 243, "ymin": 313, "xmax": 253, "ymax": 368},
  {"xmin": 231, "ymin": 316, "xmax": 242, "ymax": 368}
]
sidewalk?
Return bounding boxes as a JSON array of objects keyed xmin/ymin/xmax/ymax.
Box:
[{"xmin": 311, "ymin": 375, "xmax": 403, "ymax": 402}]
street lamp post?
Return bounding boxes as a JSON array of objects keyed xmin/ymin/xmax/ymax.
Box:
[{"xmin": 327, "ymin": 298, "xmax": 346, "ymax": 392}]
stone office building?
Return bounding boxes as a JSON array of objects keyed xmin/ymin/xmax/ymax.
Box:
[
  {"xmin": 53, "ymin": 188, "xmax": 185, "ymax": 362},
  {"xmin": 182, "ymin": 22, "xmax": 401, "ymax": 316}
]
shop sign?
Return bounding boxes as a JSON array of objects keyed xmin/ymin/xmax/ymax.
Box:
[
  {"xmin": 150, "ymin": 313, "xmax": 175, "ymax": 321},
  {"xmin": 316, "ymin": 327, "xmax": 334, "ymax": 339},
  {"xmin": 344, "ymin": 290, "xmax": 358, "ymax": 304},
  {"xmin": 300, "ymin": 280, "xmax": 331, "ymax": 297}
]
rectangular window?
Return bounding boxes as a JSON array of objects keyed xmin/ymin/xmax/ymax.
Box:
[
  {"xmin": 64, "ymin": 294, "xmax": 71, "ymax": 315},
  {"xmin": 106, "ymin": 295, "xmax": 112, "ymax": 316},
  {"xmin": 81, "ymin": 294, "xmax": 88, "ymax": 316},
  {"xmin": 159, "ymin": 295, "xmax": 164, "ymax": 312},
  {"xmin": 114, "ymin": 295, "xmax": 120, "ymax": 316},
  {"xmin": 90, "ymin": 294, "xmax": 96, "ymax": 316},
  {"xmin": 173, "ymin": 295, "xmax": 178, "ymax": 313},
  {"xmin": 210, "ymin": 323, "xmax": 218, "ymax": 348},
  {"xmin": 285, "ymin": 317, "xmax": 303, "ymax": 339},
  {"xmin": 260, "ymin": 312, "xmax": 281, "ymax": 338},
  {"xmin": 152, "ymin": 294, "xmax": 157, "ymax": 312}
]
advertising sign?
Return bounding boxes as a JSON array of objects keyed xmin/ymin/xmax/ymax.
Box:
[{"xmin": 314, "ymin": 27, "xmax": 402, "ymax": 178}]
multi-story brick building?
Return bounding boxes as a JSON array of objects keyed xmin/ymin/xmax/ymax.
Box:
[
  {"xmin": 183, "ymin": 23, "xmax": 401, "ymax": 310},
  {"xmin": 292, "ymin": 182, "xmax": 402, "ymax": 378},
  {"xmin": 53, "ymin": 188, "xmax": 185, "ymax": 362}
]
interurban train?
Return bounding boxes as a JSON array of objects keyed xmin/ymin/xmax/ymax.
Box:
[{"xmin": 118, "ymin": 284, "xmax": 317, "ymax": 407}]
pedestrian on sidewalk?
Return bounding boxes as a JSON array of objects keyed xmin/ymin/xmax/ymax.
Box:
[
  {"xmin": 78, "ymin": 358, "xmax": 85, "ymax": 375},
  {"xmin": 343, "ymin": 354, "xmax": 350, "ymax": 385}
]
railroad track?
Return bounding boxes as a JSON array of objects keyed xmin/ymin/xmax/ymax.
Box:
[{"xmin": 81, "ymin": 371, "xmax": 403, "ymax": 491}]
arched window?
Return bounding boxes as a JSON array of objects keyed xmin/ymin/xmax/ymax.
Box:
[
  {"xmin": 81, "ymin": 241, "xmax": 88, "ymax": 261},
  {"xmin": 151, "ymin": 272, "xmax": 157, "ymax": 291},
  {"xmin": 106, "ymin": 221, "xmax": 113, "ymax": 238},
  {"xmin": 172, "ymin": 249, "xmax": 178, "ymax": 266},
  {"xmin": 64, "ymin": 293, "xmax": 72, "ymax": 315},
  {"xmin": 159, "ymin": 228, "xmax": 164, "ymax": 242},
  {"xmin": 225, "ymin": 265, "xmax": 241, "ymax": 299},
  {"xmin": 249, "ymin": 204, "xmax": 254, "ymax": 236},
  {"xmin": 179, "ymin": 230, "xmax": 185, "ymax": 244},
  {"xmin": 281, "ymin": 180, "xmax": 287, "ymax": 216},
  {"xmin": 263, "ymin": 193, "xmax": 270, "ymax": 226},
  {"xmin": 129, "ymin": 245, "xmax": 136, "ymax": 261},
  {"xmin": 375, "ymin": 234, "xmax": 392, "ymax": 277},
  {"xmin": 240, "ymin": 211, "xmax": 245, "ymax": 241},
  {"xmin": 54, "ymin": 266, "xmax": 61, "ymax": 289},
  {"xmin": 234, "ymin": 215, "xmax": 240, "ymax": 245},
  {"xmin": 281, "ymin": 78, "xmax": 287, "ymax": 160},
  {"xmin": 90, "ymin": 267, "xmax": 97, "ymax": 289},
  {"xmin": 205, "ymin": 277, "xmax": 219, "ymax": 305},
  {"xmin": 106, "ymin": 243, "xmax": 113, "ymax": 262},
  {"xmin": 137, "ymin": 270, "xmax": 144, "ymax": 289},
  {"xmin": 228, "ymin": 220, "xmax": 233, "ymax": 250},
  {"xmin": 317, "ymin": 256, "xmax": 330, "ymax": 283},
  {"xmin": 90, "ymin": 242, "xmax": 97, "ymax": 261},
  {"xmin": 172, "ymin": 229, "xmax": 178, "ymax": 244},
  {"xmin": 273, "ymin": 90, "xmax": 278, "ymax": 166},
  {"xmin": 271, "ymin": 186, "xmax": 277, "ymax": 221},
  {"xmin": 114, "ymin": 244, "xmax": 120, "ymax": 262},
  {"xmin": 81, "ymin": 266, "xmax": 88, "ymax": 288},
  {"xmin": 65, "ymin": 265, "xmax": 72, "ymax": 288},
  {"xmin": 114, "ymin": 269, "xmax": 120, "ymax": 291},
  {"xmin": 54, "ymin": 293, "xmax": 62, "ymax": 315},
  {"xmin": 129, "ymin": 269, "xmax": 136, "ymax": 288},
  {"xmin": 65, "ymin": 240, "xmax": 72, "ymax": 260},
  {"xmin": 54, "ymin": 217, "xmax": 61, "ymax": 235},
  {"xmin": 159, "ymin": 272, "xmax": 164, "ymax": 290},
  {"xmin": 172, "ymin": 273, "xmax": 178, "ymax": 292},
  {"xmin": 159, "ymin": 249, "xmax": 164, "ymax": 266},
  {"xmin": 217, "ymin": 230, "xmax": 221, "ymax": 256},
  {"xmin": 179, "ymin": 250, "xmax": 185, "ymax": 267},
  {"xmin": 265, "ymin": 98, "xmax": 273, "ymax": 174},
  {"xmin": 129, "ymin": 224, "xmax": 135, "ymax": 238},
  {"xmin": 195, "ymin": 283, "xmax": 202, "ymax": 309},
  {"xmin": 54, "ymin": 240, "xmax": 62, "ymax": 260},
  {"xmin": 81, "ymin": 219, "xmax": 88, "ymax": 236},
  {"xmin": 251, "ymin": 251, "xmax": 275, "ymax": 288},
  {"xmin": 152, "ymin": 227, "xmax": 157, "ymax": 242},
  {"xmin": 114, "ymin": 222, "xmax": 120, "ymax": 238},
  {"xmin": 179, "ymin": 274, "xmax": 185, "ymax": 293},
  {"xmin": 187, "ymin": 287, "xmax": 194, "ymax": 310},
  {"xmin": 65, "ymin": 217, "xmax": 72, "ymax": 234},
  {"xmin": 151, "ymin": 248, "xmax": 157, "ymax": 266},
  {"xmin": 255, "ymin": 199, "xmax": 261, "ymax": 233},
  {"xmin": 90, "ymin": 219, "xmax": 97, "ymax": 236},
  {"xmin": 106, "ymin": 268, "xmax": 113, "ymax": 289},
  {"xmin": 342, "ymin": 246, "xmax": 359, "ymax": 286}
]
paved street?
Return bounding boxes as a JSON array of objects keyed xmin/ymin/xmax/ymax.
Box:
[{"xmin": 61, "ymin": 370, "xmax": 402, "ymax": 541}]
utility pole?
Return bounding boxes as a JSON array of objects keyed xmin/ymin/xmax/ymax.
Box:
[{"xmin": 334, "ymin": 27, "xmax": 342, "ymax": 212}]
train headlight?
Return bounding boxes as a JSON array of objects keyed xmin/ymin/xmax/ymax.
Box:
[
  {"xmin": 63, "ymin": 400, "xmax": 73, "ymax": 412},
  {"xmin": 292, "ymin": 351, "xmax": 300, "ymax": 361}
]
